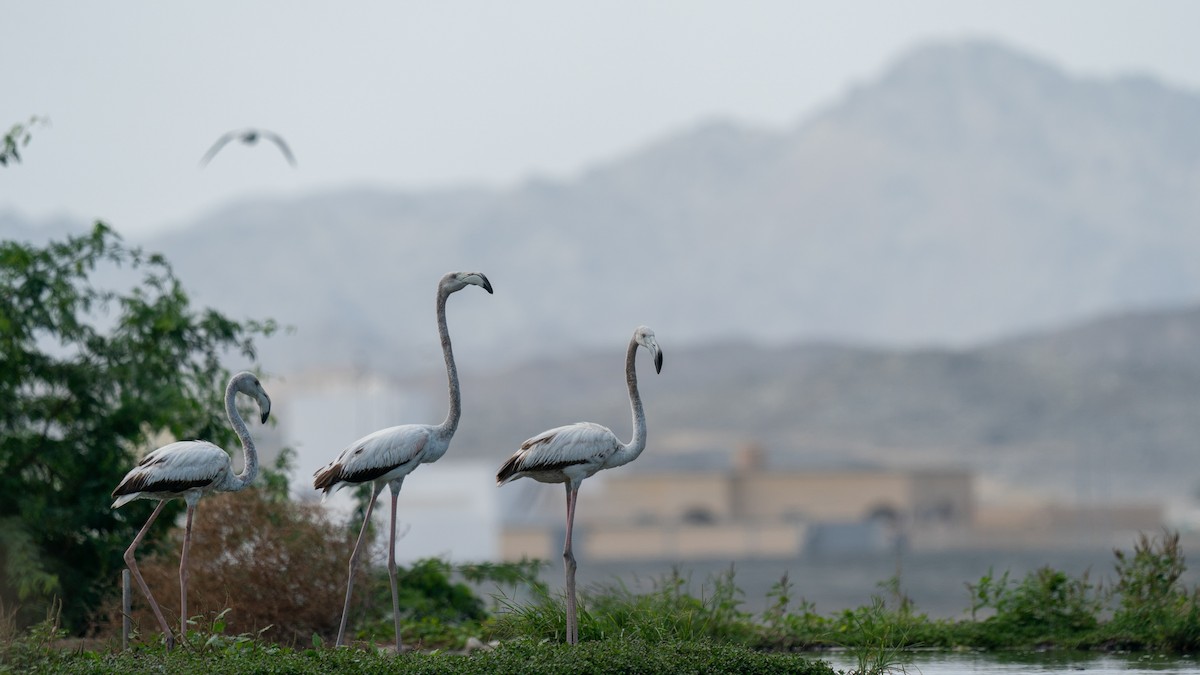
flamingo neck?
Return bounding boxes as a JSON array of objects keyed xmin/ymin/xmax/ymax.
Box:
[
  {"xmin": 435, "ymin": 284, "xmax": 461, "ymax": 439},
  {"xmin": 226, "ymin": 377, "xmax": 258, "ymax": 491},
  {"xmin": 608, "ymin": 337, "xmax": 647, "ymax": 469}
]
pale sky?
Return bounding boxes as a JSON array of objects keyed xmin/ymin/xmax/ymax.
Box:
[{"xmin": 3, "ymin": 1, "xmax": 1199, "ymax": 236}]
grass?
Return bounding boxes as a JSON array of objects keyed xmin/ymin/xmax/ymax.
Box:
[
  {"xmin": 7, "ymin": 531, "xmax": 1200, "ymax": 674},
  {"xmin": 3, "ymin": 637, "xmax": 836, "ymax": 675}
]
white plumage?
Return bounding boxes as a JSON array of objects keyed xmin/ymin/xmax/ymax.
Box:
[
  {"xmin": 313, "ymin": 271, "xmax": 492, "ymax": 651},
  {"xmin": 496, "ymin": 422, "xmax": 623, "ymax": 487},
  {"xmin": 111, "ymin": 371, "xmax": 271, "ymax": 651},
  {"xmin": 496, "ymin": 326, "xmax": 662, "ymax": 645},
  {"xmin": 314, "ymin": 424, "xmax": 436, "ymax": 495},
  {"xmin": 111, "ymin": 441, "xmax": 236, "ymax": 509}
]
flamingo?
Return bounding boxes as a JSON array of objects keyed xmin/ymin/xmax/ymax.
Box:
[
  {"xmin": 313, "ymin": 271, "xmax": 492, "ymax": 650},
  {"xmin": 199, "ymin": 128, "xmax": 297, "ymax": 167},
  {"xmin": 110, "ymin": 371, "xmax": 271, "ymax": 650},
  {"xmin": 496, "ymin": 326, "xmax": 663, "ymax": 644}
]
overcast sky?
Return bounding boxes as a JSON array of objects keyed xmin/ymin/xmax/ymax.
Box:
[{"xmin": 4, "ymin": 1, "xmax": 1199, "ymax": 236}]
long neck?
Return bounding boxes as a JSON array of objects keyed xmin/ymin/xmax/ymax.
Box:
[
  {"xmin": 609, "ymin": 338, "xmax": 647, "ymax": 469},
  {"xmin": 435, "ymin": 284, "xmax": 461, "ymax": 438},
  {"xmin": 225, "ymin": 380, "xmax": 258, "ymax": 491}
]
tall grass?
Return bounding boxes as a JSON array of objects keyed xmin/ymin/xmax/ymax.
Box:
[
  {"xmin": 492, "ymin": 565, "xmax": 755, "ymax": 644},
  {"xmin": 9, "ymin": 530, "xmax": 1200, "ymax": 673}
]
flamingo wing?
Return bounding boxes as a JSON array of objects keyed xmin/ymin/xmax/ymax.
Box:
[
  {"xmin": 313, "ymin": 424, "xmax": 430, "ymax": 494},
  {"xmin": 496, "ymin": 422, "xmax": 620, "ymax": 485},
  {"xmin": 111, "ymin": 441, "xmax": 231, "ymax": 507}
]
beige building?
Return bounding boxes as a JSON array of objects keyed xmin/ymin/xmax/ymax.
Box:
[{"xmin": 499, "ymin": 444, "xmax": 974, "ymax": 561}]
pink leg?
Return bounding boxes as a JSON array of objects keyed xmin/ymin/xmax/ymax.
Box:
[
  {"xmin": 179, "ymin": 504, "xmax": 195, "ymax": 642},
  {"xmin": 124, "ymin": 500, "xmax": 175, "ymax": 650},
  {"xmin": 387, "ymin": 480, "xmax": 403, "ymax": 653},
  {"xmin": 335, "ymin": 483, "xmax": 384, "ymax": 647},
  {"xmin": 563, "ymin": 482, "xmax": 580, "ymax": 645}
]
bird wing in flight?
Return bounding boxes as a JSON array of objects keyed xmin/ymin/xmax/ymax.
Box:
[
  {"xmin": 198, "ymin": 130, "xmax": 242, "ymax": 167},
  {"xmin": 259, "ymin": 130, "xmax": 297, "ymax": 166}
]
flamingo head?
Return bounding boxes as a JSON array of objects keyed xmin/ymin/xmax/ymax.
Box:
[
  {"xmin": 443, "ymin": 271, "xmax": 493, "ymax": 295},
  {"xmin": 233, "ymin": 371, "xmax": 272, "ymax": 423},
  {"xmin": 634, "ymin": 326, "xmax": 663, "ymax": 374}
]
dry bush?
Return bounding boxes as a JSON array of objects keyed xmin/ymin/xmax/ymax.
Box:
[{"xmin": 94, "ymin": 490, "xmax": 356, "ymax": 646}]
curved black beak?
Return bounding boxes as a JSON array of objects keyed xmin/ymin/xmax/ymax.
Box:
[
  {"xmin": 654, "ymin": 349, "xmax": 663, "ymax": 374},
  {"xmin": 261, "ymin": 410, "xmax": 270, "ymax": 424},
  {"xmin": 479, "ymin": 274, "xmax": 494, "ymax": 294}
]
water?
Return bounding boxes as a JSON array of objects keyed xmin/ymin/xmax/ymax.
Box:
[{"xmin": 817, "ymin": 651, "xmax": 1200, "ymax": 674}]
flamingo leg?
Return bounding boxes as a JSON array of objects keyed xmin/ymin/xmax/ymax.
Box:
[
  {"xmin": 124, "ymin": 500, "xmax": 175, "ymax": 650},
  {"xmin": 179, "ymin": 503, "xmax": 196, "ymax": 642},
  {"xmin": 387, "ymin": 479, "xmax": 404, "ymax": 653},
  {"xmin": 335, "ymin": 482, "xmax": 384, "ymax": 647},
  {"xmin": 563, "ymin": 482, "xmax": 580, "ymax": 645}
]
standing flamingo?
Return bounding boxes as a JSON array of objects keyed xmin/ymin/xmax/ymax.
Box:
[
  {"xmin": 496, "ymin": 326, "xmax": 663, "ymax": 645},
  {"xmin": 111, "ymin": 371, "xmax": 271, "ymax": 650},
  {"xmin": 313, "ymin": 271, "xmax": 492, "ymax": 650}
]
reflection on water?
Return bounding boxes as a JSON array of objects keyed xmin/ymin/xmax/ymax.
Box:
[{"xmin": 818, "ymin": 651, "xmax": 1200, "ymax": 674}]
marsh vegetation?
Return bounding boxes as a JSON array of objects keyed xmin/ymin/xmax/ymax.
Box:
[{"xmin": 5, "ymin": 530, "xmax": 1200, "ymax": 674}]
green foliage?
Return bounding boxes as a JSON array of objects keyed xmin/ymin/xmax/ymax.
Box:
[
  {"xmin": 0, "ymin": 599, "xmax": 69, "ymax": 674},
  {"xmin": 0, "ymin": 223, "xmax": 275, "ymax": 631},
  {"xmin": 18, "ymin": 533, "xmax": 1200, "ymax": 667},
  {"xmin": 1110, "ymin": 530, "xmax": 1200, "ymax": 650},
  {"xmin": 758, "ymin": 573, "xmax": 830, "ymax": 650},
  {"xmin": 832, "ymin": 597, "xmax": 922, "ymax": 675},
  {"xmin": 16, "ymin": 638, "xmax": 836, "ymax": 675},
  {"xmin": 0, "ymin": 116, "xmax": 46, "ymax": 167},
  {"xmin": 182, "ymin": 607, "xmax": 277, "ymax": 654},
  {"xmin": 355, "ymin": 558, "xmax": 545, "ymax": 649},
  {"xmin": 493, "ymin": 565, "xmax": 755, "ymax": 645},
  {"xmin": 366, "ymin": 558, "xmax": 487, "ymax": 628},
  {"xmin": 965, "ymin": 564, "xmax": 1102, "ymax": 648}
]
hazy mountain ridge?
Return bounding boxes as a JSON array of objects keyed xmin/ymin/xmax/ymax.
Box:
[
  {"xmin": 6, "ymin": 40, "xmax": 1200, "ymax": 502},
  {"xmin": 7, "ymin": 40, "xmax": 1200, "ymax": 374},
  {"xmin": 443, "ymin": 303, "xmax": 1200, "ymax": 503},
  {"xmin": 128, "ymin": 41, "xmax": 1186, "ymax": 374}
]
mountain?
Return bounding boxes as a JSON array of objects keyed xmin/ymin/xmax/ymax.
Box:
[
  {"xmin": 441, "ymin": 302, "xmax": 1200, "ymax": 504},
  {"xmin": 7, "ymin": 40, "xmax": 1200, "ymax": 375},
  {"xmin": 7, "ymin": 39, "xmax": 1200, "ymax": 504}
]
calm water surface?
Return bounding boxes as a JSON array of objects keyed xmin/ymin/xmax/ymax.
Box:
[{"xmin": 816, "ymin": 652, "xmax": 1200, "ymax": 674}]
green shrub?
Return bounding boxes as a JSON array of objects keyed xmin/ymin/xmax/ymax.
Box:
[
  {"xmin": 758, "ymin": 573, "xmax": 831, "ymax": 649},
  {"xmin": 493, "ymin": 565, "xmax": 755, "ymax": 645},
  {"xmin": 38, "ymin": 639, "xmax": 836, "ymax": 675},
  {"xmin": 1110, "ymin": 530, "xmax": 1200, "ymax": 650}
]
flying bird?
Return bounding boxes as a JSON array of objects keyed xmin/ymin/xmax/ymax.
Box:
[
  {"xmin": 199, "ymin": 128, "xmax": 296, "ymax": 167},
  {"xmin": 111, "ymin": 371, "xmax": 271, "ymax": 650},
  {"xmin": 496, "ymin": 326, "xmax": 663, "ymax": 645},
  {"xmin": 313, "ymin": 271, "xmax": 493, "ymax": 651}
]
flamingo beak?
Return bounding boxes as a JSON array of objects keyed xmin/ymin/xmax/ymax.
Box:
[
  {"xmin": 654, "ymin": 348, "xmax": 663, "ymax": 374},
  {"xmin": 259, "ymin": 394, "xmax": 272, "ymax": 424}
]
